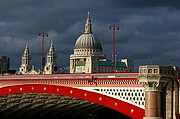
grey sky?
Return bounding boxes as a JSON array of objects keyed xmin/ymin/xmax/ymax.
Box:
[{"xmin": 0, "ymin": 0, "xmax": 180, "ymax": 71}]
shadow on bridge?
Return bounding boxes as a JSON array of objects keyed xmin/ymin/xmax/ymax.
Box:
[{"xmin": 0, "ymin": 93, "xmax": 131, "ymax": 119}]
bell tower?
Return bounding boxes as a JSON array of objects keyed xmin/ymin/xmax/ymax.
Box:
[
  {"xmin": 43, "ymin": 41, "xmax": 59, "ymax": 74},
  {"xmin": 18, "ymin": 42, "xmax": 33, "ymax": 74}
]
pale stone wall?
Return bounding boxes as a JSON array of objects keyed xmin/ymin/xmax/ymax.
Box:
[{"xmin": 138, "ymin": 65, "xmax": 178, "ymax": 119}]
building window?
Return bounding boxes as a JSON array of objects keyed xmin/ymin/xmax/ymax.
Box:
[
  {"xmin": 160, "ymin": 69, "xmax": 163, "ymax": 74},
  {"xmin": 164, "ymin": 70, "xmax": 167, "ymax": 74},
  {"xmin": 167, "ymin": 70, "xmax": 171, "ymax": 75},
  {"xmin": 148, "ymin": 69, "xmax": 152, "ymax": 73},
  {"xmin": 154, "ymin": 69, "xmax": 158, "ymax": 73}
]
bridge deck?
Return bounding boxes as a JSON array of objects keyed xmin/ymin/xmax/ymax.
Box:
[
  {"xmin": 0, "ymin": 72, "xmax": 179, "ymax": 119},
  {"xmin": 0, "ymin": 73, "xmax": 140, "ymax": 87}
]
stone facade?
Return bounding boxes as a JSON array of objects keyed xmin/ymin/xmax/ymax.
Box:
[
  {"xmin": 138, "ymin": 65, "xmax": 179, "ymax": 119},
  {"xmin": 43, "ymin": 41, "xmax": 59, "ymax": 74},
  {"xmin": 18, "ymin": 42, "xmax": 38, "ymax": 74},
  {"xmin": 70, "ymin": 12, "xmax": 133, "ymax": 73},
  {"xmin": 18, "ymin": 41, "xmax": 59, "ymax": 74}
]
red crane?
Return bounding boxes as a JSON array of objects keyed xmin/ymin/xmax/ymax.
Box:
[
  {"xmin": 109, "ymin": 23, "xmax": 119, "ymax": 72},
  {"xmin": 38, "ymin": 31, "xmax": 48, "ymax": 72}
]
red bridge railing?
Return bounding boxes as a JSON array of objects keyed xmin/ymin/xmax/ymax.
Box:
[{"xmin": 0, "ymin": 72, "xmax": 140, "ymax": 87}]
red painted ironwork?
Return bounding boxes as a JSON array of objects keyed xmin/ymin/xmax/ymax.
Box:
[
  {"xmin": 0, "ymin": 72, "xmax": 180, "ymax": 118},
  {"xmin": 0, "ymin": 72, "xmax": 140, "ymax": 87},
  {"xmin": 0, "ymin": 73, "xmax": 146, "ymax": 118},
  {"xmin": 0, "ymin": 84, "xmax": 144, "ymax": 119}
]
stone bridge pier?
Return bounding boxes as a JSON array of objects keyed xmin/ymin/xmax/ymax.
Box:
[{"xmin": 138, "ymin": 65, "xmax": 179, "ymax": 119}]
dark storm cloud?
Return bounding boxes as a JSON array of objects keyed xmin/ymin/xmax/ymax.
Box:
[
  {"xmin": 0, "ymin": 0, "xmax": 180, "ymax": 71},
  {"xmin": 103, "ymin": 0, "xmax": 180, "ymax": 9},
  {"xmin": 0, "ymin": 0, "xmax": 86, "ymax": 34}
]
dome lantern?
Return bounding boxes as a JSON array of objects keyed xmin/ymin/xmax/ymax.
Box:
[{"xmin": 84, "ymin": 11, "xmax": 92, "ymax": 34}]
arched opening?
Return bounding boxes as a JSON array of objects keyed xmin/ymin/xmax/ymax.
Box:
[
  {"xmin": 0, "ymin": 93, "xmax": 131, "ymax": 119},
  {"xmin": 0, "ymin": 84, "xmax": 144, "ymax": 119}
]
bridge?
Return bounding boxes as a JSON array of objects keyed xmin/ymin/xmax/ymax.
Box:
[{"xmin": 0, "ymin": 65, "xmax": 179, "ymax": 119}]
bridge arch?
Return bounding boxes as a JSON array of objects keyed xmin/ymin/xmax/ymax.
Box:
[{"xmin": 0, "ymin": 84, "xmax": 144, "ymax": 119}]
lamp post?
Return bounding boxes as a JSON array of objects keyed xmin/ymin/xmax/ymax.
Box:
[
  {"xmin": 109, "ymin": 23, "xmax": 119, "ymax": 72},
  {"xmin": 38, "ymin": 31, "xmax": 48, "ymax": 72}
]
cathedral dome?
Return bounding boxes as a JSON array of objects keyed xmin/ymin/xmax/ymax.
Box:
[
  {"xmin": 74, "ymin": 33, "xmax": 102, "ymax": 49},
  {"xmin": 74, "ymin": 12, "xmax": 102, "ymax": 50}
]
